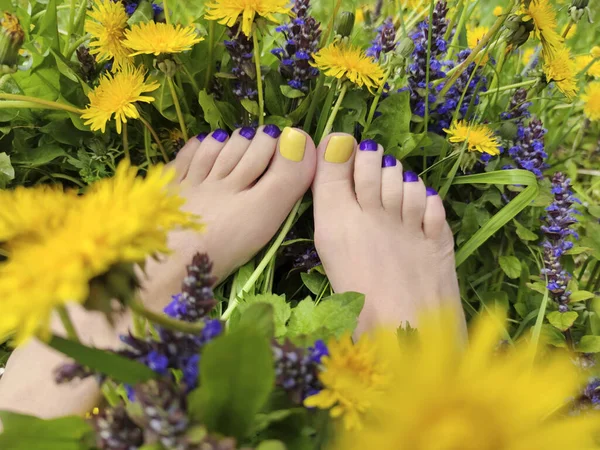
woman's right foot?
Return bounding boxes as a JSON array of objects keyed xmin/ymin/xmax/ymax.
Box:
[{"xmin": 311, "ymin": 133, "xmax": 465, "ymax": 336}]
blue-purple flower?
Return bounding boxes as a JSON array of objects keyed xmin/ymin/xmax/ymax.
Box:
[{"xmin": 367, "ymin": 17, "xmax": 396, "ymax": 59}]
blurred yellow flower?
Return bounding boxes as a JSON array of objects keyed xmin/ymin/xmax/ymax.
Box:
[
  {"xmin": 81, "ymin": 66, "xmax": 160, "ymax": 134},
  {"xmin": 123, "ymin": 22, "xmax": 203, "ymax": 56},
  {"xmin": 312, "ymin": 42, "xmax": 385, "ymax": 91},
  {"xmin": 85, "ymin": 0, "xmax": 130, "ymax": 70},
  {"xmin": 493, "ymin": 5, "xmax": 504, "ymax": 16},
  {"xmin": 304, "ymin": 332, "xmax": 392, "ymax": 431},
  {"xmin": 582, "ymin": 82, "xmax": 600, "ymax": 121},
  {"xmin": 591, "ymin": 46, "xmax": 600, "ymax": 59},
  {"xmin": 564, "ymin": 23, "xmax": 577, "ymax": 39},
  {"xmin": 467, "ymin": 25, "xmax": 489, "ymax": 64},
  {"xmin": 0, "ymin": 162, "xmax": 201, "ymax": 345},
  {"xmin": 205, "ymin": 0, "xmax": 290, "ymax": 37},
  {"xmin": 575, "ymin": 55, "xmax": 600, "ymax": 78},
  {"xmin": 522, "ymin": 47, "xmax": 536, "ymax": 65},
  {"xmin": 523, "ymin": 0, "xmax": 563, "ymax": 60},
  {"xmin": 444, "ymin": 121, "xmax": 501, "ymax": 156},
  {"xmin": 543, "ymin": 45, "xmax": 578, "ymax": 100},
  {"xmin": 335, "ymin": 310, "xmax": 600, "ymax": 450}
]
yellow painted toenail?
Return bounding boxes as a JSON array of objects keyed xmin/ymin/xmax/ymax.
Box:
[
  {"xmin": 280, "ymin": 127, "xmax": 306, "ymax": 162},
  {"xmin": 324, "ymin": 135, "xmax": 354, "ymax": 163}
]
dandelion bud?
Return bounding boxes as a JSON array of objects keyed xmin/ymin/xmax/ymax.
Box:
[
  {"xmin": 336, "ymin": 11, "xmax": 355, "ymax": 38},
  {"xmin": 568, "ymin": 0, "xmax": 592, "ymax": 23},
  {"xmin": 395, "ymin": 38, "xmax": 415, "ymax": 59},
  {"xmin": 0, "ymin": 12, "xmax": 24, "ymax": 74},
  {"xmin": 504, "ymin": 15, "xmax": 534, "ymax": 49},
  {"xmin": 156, "ymin": 56, "xmax": 178, "ymax": 77}
]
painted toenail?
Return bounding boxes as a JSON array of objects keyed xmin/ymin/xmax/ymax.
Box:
[
  {"xmin": 263, "ymin": 124, "xmax": 282, "ymax": 138},
  {"xmin": 359, "ymin": 139, "xmax": 378, "ymax": 151},
  {"xmin": 324, "ymin": 135, "xmax": 354, "ymax": 163},
  {"xmin": 382, "ymin": 155, "xmax": 397, "ymax": 167},
  {"xmin": 240, "ymin": 127, "xmax": 256, "ymax": 140},
  {"xmin": 403, "ymin": 171, "xmax": 419, "ymax": 182},
  {"xmin": 426, "ymin": 187, "xmax": 438, "ymax": 196},
  {"xmin": 196, "ymin": 132, "xmax": 208, "ymax": 142},
  {"xmin": 280, "ymin": 127, "xmax": 306, "ymax": 162},
  {"xmin": 212, "ymin": 129, "xmax": 229, "ymax": 142}
]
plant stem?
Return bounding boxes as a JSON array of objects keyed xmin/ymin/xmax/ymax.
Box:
[
  {"xmin": 362, "ymin": 69, "xmax": 392, "ymax": 139},
  {"xmin": 445, "ymin": 0, "xmax": 468, "ymax": 60},
  {"xmin": 303, "ymin": 74, "xmax": 325, "ymax": 132},
  {"xmin": 221, "ymin": 198, "xmax": 303, "ymax": 321},
  {"xmin": 252, "ymin": 29, "xmax": 265, "ymax": 125},
  {"xmin": 203, "ymin": 21, "xmax": 216, "ymax": 91},
  {"xmin": 0, "ymin": 94, "xmax": 83, "ymax": 114},
  {"xmin": 321, "ymin": 82, "xmax": 348, "ymax": 140},
  {"xmin": 56, "ymin": 305, "xmax": 81, "ymax": 343},
  {"xmin": 479, "ymin": 79, "xmax": 537, "ymax": 96},
  {"xmin": 139, "ymin": 116, "xmax": 169, "ymax": 163},
  {"xmin": 561, "ymin": 19, "xmax": 574, "ymax": 38},
  {"xmin": 163, "ymin": 0, "xmax": 171, "ymax": 25},
  {"xmin": 167, "ymin": 75, "xmax": 189, "ymax": 141},
  {"xmin": 122, "ymin": 122, "xmax": 130, "ymax": 160},
  {"xmin": 64, "ymin": 0, "xmax": 77, "ymax": 54},
  {"xmin": 129, "ymin": 300, "xmax": 206, "ymax": 334},
  {"xmin": 143, "ymin": 124, "xmax": 153, "ymax": 166},
  {"xmin": 65, "ymin": 34, "xmax": 91, "ymax": 62},
  {"xmin": 179, "ymin": 62, "xmax": 200, "ymax": 96}
]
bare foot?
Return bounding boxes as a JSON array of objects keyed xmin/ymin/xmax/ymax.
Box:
[
  {"xmin": 138, "ymin": 125, "xmax": 317, "ymax": 311},
  {"xmin": 311, "ymin": 134, "xmax": 465, "ymax": 335}
]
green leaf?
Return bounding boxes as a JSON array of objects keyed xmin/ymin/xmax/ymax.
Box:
[
  {"xmin": 576, "ymin": 336, "xmax": 600, "ymax": 353},
  {"xmin": 235, "ymin": 302, "xmax": 275, "ymax": 339},
  {"xmin": 0, "ymin": 412, "xmax": 94, "ymax": 450},
  {"xmin": 36, "ymin": 0, "xmax": 60, "ymax": 52},
  {"xmin": 569, "ymin": 291, "xmax": 596, "ymax": 302},
  {"xmin": 238, "ymin": 294, "xmax": 291, "ymax": 338},
  {"xmin": 363, "ymin": 90, "xmax": 411, "ymax": 149},
  {"xmin": 588, "ymin": 205, "xmax": 600, "ymax": 219},
  {"xmin": 256, "ymin": 441, "xmax": 287, "ymax": 450},
  {"xmin": 546, "ymin": 311, "xmax": 578, "ymax": 331},
  {"xmin": 0, "ymin": 152, "xmax": 15, "ymax": 188},
  {"xmin": 393, "ymin": 132, "xmax": 431, "ymax": 160},
  {"xmin": 498, "ymin": 256, "xmax": 522, "ymax": 279},
  {"xmin": 10, "ymin": 144, "xmax": 67, "ymax": 167},
  {"xmin": 300, "ymin": 271, "xmax": 327, "ymax": 295},
  {"xmin": 453, "ymin": 170, "xmax": 539, "ymax": 267},
  {"xmin": 48, "ymin": 336, "xmax": 157, "ymax": 384},
  {"xmin": 264, "ymin": 71, "xmax": 288, "ymax": 116},
  {"xmin": 190, "ymin": 330, "xmax": 274, "ymax": 440},
  {"xmin": 287, "ymin": 92, "xmax": 313, "ymax": 124},
  {"xmin": 514, "ymin": 220, "xmax": 539, "ymax": 241},
  {"xmin": 526, "ymin": 281, "xmax": 547, "ymax": 295},
  {"xmin": 127, "ymin": 0, "xmax": 154, "ymax": 25},
  {"xmin": 150, "ymin": 72, "xmax": 178, "ymax": 122},
  {"xmin": 539, "ymin": 324, "xmax": 567, "ymax": 348},
  {"xmin": 241, "ymin": 98, "xmax": 260, "ymax": 116},
  {"xmin": 287, "ymin": 292, "xmax": 364, "ymax": 344},
  {"xmin": 198, "ymin": 90, "xmax": 224, "ymax": 130},
  {"xmin": 280, "ymin": 85, "xmax": 305, "ymax": 98}
]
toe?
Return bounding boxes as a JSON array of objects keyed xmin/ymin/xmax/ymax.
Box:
[
  {"xmin": 354, "ymin": 139, "xmax": 384, "ymax": 209},
  {"xmin": 312, "ymin": 133, "xmax": 357, "ymax": 206},
  {"xmin": 167, "ymin": 134, "xmax": 204, "ymax": 182},
  {"xmin": 380, "ymin": 155, "xmax": 404, "ymax": 214},
  {"xmin": 186, "ymin": 129, "xmax": 229, "ymax": 184},
  {"xmin": 227, "ymin": 124, "xmax": 282, "ymax": 189},
  {"xmin": 423, "ymin": 188, "xmax": 448, "ymax": 239},
  {"xmin": 207, "ymin": 127, "xmax": 256, "ymax": 181},
  {"xmin": 401, "ymin": 171, "xmax": 427, "ymax": 231},
  {"xmin": 252, "ymin": 127, "xmax": 316, "ymax": 205}
]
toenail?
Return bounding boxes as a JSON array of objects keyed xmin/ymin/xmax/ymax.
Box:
[
  {"xmin": 359, "ymin": 139, "xmax": 378, "ymax": 151},
  {"xmin": 240, "ymin": 127, "xmax": 256, "ymax": 140},
  {"xmin": 196, "ymin": 132, "xmax": 208, "ymax": 142},
  {"xmin": 426, "ymin": 187, "xmax": 438, "ymax": 196},
  {"xmin": 263, "ymin": 124, "xmax": 282, "ymax": 138},
  {"xmin": 280, "ymin": 127, "xmax": 306, "ymax": 162},
  {"xmin": 324, "ymin": 135, "xmax": 354, "ymax": 163},
  {"xmin": 212, "ymin": 129, "xmax": 229, "ymax": 142},
  {"xmin": 382, "ymin": 155, "xmax": 397, "ymax": 167},
  {"xmin": 403, "ymin": 171, "xmax": 419, "ymax": 182}
]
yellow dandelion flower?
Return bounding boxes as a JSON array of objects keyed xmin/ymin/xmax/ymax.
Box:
[
  {"xmin": 355, "ymin": 6, "xmax": 365, "ymax": 24},
  {"xmin": 582, "ymin": 82, "xmax": 600, "ymax": 121},
  {"xmin": 444, "ymin": 121, "xmax": 501, "ymax": 156},
  {"xmin": 467, "ymin": 25, "xmax": 489, "ymax": 65},
  {"xmin": 522, "ymin": 47, "xmax": 536, "ymax": 65},
  {"xmin": 123, "ymin": 22, "xmax": 203, "ymax": 56},
  {"xmin": 205, "ymin": 0, "xmax": 290, "ymax": 37},
  {"xmin": 575, "ymin": 55, "xmax": 600, "ymax": 78},
  {"xmin": 335, "ymin": 309, "xmax": 600, "ymax": 450},
  {"xmin": 543, "ymin": 44, "xmax": 578, "ymax": 100},
  {"xmin": 493, "ymin": 5, "xmax": 504, "ymax": 16},
  {"xmin": 85, "ymin": 0, "xmax": 130, "ymax": 70},
  {"xmin": 591, "ymin": 46, "xmax": 600, "ymax": 59},
  {"xmin": 304, "ymin": 333, "xmax": 392, "ymax": 431},
  {"xmin": 523, "ymin": 0, "xmax": 563, "ymax": 60},
  {"xmin": 564, "ymin": 23, "xmax": 577, "ymax": 39},
  {"xmin": 81, "ymin": 66, "xmax": 159, "ymax": 134},
  {"xmin": 312, "ymin": 42, "xmax": 385, "ymax": 91},
  {"xmin": 0, "ymin": 161, "xmax": 201, "ymax": 345}
]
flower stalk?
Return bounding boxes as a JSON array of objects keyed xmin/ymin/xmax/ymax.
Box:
[
  {"xmin": 129, "ymin": 299, "xmax": 206, "ymax": 334},
  {"xmin": 56, "ymin": 305, "xmax": 81, "ymax": 343},
  {"xmin": 321, "ymin": 82, "xmax": 348, "ymax": 140},
  {"xmin": 139, "ymin": 116, "xmax": 170, "ymax": 163},
  {"xmin": 0, "ymin": 93, "xmax": 83, "ymax": 114},
  {"xmin": 166, "ymin": 75, "xmax": 189, "ymax": 141},
  {"xmin": 252, "ymin": 28, "xmax": 265, "ymax": 125}
]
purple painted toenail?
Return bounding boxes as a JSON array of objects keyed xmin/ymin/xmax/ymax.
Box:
[
  {"xmin": 382, "ymin": 155, "xmax": 397, "ymax": 167},
  {"xmin": 403, "ymin": 171, "xmax": 419, "ymax": 182},
  {"xmin": 359, "ymin": 139, "xmax": 378, "ymax": 151},
  {"xmin": 240, "ymin": 127, "xmax": 256, "ymax": 140},
  {"xmin": 212, "ymin": 129, "xmax": 229, "ymax": 142},
  {"xmin": 196, "ymin": 132, "xmax": 208, "ymax": 142},
  {"xmin": 426, "ymin": 187, "xmax": 438, "ymax": 196},
  {"xmin": 263, "ymin": 124, "xmax": 282, "ymax": 138}
]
